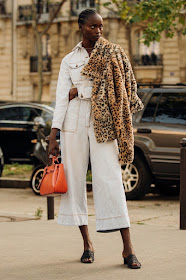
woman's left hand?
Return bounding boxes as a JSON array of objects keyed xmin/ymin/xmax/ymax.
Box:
[{"xmin": 69, "ymin": 88, "xmax": 78, "ymax": 101}]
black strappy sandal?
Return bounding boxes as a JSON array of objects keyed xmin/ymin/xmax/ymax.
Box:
[
  {"xmin": 124, "ymin": 254, "xmax": 141, "ymax": 269},
  {"xmin": 80, "ymin": 250, "xmax": 94, "ymax": 263}
]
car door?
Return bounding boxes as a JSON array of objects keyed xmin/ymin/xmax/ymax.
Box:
[
  {"xmin": 135, "ymin": 89, "xmax": 186, "ymax": 180},
  {"xmin": 0, "ymin": 105, "xmax": 41, "ymax": 162}
]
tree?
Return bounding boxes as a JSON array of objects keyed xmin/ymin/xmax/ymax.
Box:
[
  {"xmin": 103, "ymin": 0, "xmax": 186, "ymax": 46},
  {"xmin": 31, "ymin": 0, "xmax": 67, "ymax": 101}
]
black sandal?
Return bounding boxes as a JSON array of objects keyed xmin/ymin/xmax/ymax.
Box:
[
  {"xmin": 80, "ymin": 250, "xmax": 94, "ymax": 263},
  {"xmin": 124, "ymin": 254, "xmax": 141, "ymax": 269}
]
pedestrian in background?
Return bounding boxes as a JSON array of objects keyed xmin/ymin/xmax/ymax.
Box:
[{"xmin": 48, "ymin": 9, "xmax": 143, "ymax": 269}]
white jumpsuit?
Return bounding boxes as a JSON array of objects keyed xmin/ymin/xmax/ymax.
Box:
[{"xmin": 52, "ymin": 42, "xmax": 130, "ymax": 232}]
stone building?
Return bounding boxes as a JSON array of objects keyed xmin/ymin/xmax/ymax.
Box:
[{"xmin": 0, "ymin": 0, "xmax": 185, "ymax": 102}]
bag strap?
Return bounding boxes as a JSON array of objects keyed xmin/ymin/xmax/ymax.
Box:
[{"xmin": 52, "ymin": 156, "xmax": 59, "ymax": 164}]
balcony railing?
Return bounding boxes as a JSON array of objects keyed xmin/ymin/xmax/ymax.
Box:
[
  {"xmin": 30, "ymin": 56, "xmax": 51, "ymax": 72},
  {"xmin": 18, "ymin": 3, "xmax": 62, "ymax": 22},
  {"xmin": 133, "ymin": 54, "xmax": 163, "ymax": 66},
  {"xmin": 71, "ymin": 0, "xmax": 96, "ymax": 16}
]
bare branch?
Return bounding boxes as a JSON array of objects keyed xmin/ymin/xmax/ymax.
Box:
[
  {"xmin": 41, "ymin": 0, "xmax": 67, "ymax": 36},
  {"xmin": 31, "ymin": 0, "xmax": 38, "ymax": 34}
]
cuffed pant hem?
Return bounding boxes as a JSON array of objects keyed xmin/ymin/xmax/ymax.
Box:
[
  {"xmin": 96, "ymin": 215, "xmax": 130, "ymax": 232},
  {"xmin": 57, "ymin": 213, "xmax": 88, "ymax": 226}
]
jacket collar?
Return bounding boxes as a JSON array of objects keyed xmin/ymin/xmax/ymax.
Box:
[
  {"xmin": 72, "ymin": 37, "xmax": 105, "ymax": 52},
  {"xmin": 72, "ymin": 41, "xmax": 83, "ymax": 51}
]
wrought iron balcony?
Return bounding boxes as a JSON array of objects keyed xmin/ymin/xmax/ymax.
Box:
[
  {"xmin": 133, "ymin": 54, "xmax": 163, "ymax": 66},
  {"xmin": 30, "ymin": 56, "xmax": 51, "ymax": 72},
  {"xmin": 18, "ymin": 2, "xmax": 62, "ymax": 22}
]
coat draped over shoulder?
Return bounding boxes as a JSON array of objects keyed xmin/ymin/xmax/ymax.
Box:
[{"xmin": 81, "ymin": 37, "xmax": 144, "ymax": 164}]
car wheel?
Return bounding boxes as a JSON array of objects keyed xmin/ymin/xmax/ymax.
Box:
[
  {"xmin": 0, "ymin": 147, "xmax": 4, "ymax": 177},
  {"xmin": 121, "ymin": 153, "xmax": 152, "ymax": 200},
  {"xmin": 30, "ymin": 165, "xmax": 45, "ymax": 195}
]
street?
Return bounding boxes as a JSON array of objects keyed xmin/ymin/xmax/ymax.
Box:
[
  {"xmin": 1, "ymin": 187, "xmax": 186, "ymax": 280},
  {"xmin": 0, "ymin": 187, "xmax": 180, "ymax": 227}
]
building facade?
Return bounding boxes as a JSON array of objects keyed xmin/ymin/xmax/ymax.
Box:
[{"xmin": 0, "ymin": 0, "xmax": 185, "ymax": 102}]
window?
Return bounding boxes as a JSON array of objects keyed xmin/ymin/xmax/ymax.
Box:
[
  {"xmin": 0, "ymin": 0, "xmax": 6, "ymax": 15},
  {"xmin": 155, "ymin": 93, "xmax": 186, "ymax": 125},
  {"xmin": 0, "ymin": 107, "xmax": 41, "ymax": 122},
  {"xmin": 134, "ymin": 30, "xmax": 162, "ymax": 66},
  {"xmin": 71, "ymin": 0, "xmax": 96, "ymax": 16},
  {"xmin": 141, "ymin": 92, "xmax": 161, "ymax": 123}
]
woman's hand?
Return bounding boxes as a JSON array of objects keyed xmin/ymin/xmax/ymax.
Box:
[
  {"xmin": 48, "ymin": 128, "xmax": 60, "ymax": 158},
  {"xmin": 69, "ymin": 87, "xmax": 78, "ymax": 101}
]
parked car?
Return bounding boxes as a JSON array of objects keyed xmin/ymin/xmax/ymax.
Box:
[
  {"xmin": 0, "ymin": 146, "xmax": 4, "ymax": 176},
  {"xmin": 0, "ymin": 102, "xmax": 54, "ymax": 163},
  {"xmin": 121, "ymin": 84, "xmax": 186, "ymax": 199}
]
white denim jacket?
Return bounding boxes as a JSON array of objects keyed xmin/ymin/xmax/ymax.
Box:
[{"xmin": 52, "ymin": 42, "xmax": 93, "ymax": 130}]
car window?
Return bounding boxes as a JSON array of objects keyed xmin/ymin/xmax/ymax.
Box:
[
  {"xmin": 141, "ymin": 92, "xmax": 161, "ymax": 122},
  {"xmin": 137, "ymin": 91, "xmax": 145, "ymax": 100},
  {"xmin": 0, "ymin": 106, "xmax": 41, "ymax": 121},
  {"xmin": 0, "ymin": 107, "xmax": 23, "ymax": 121},
  {"xmin": 23, "ymin": 107, "xmax": 41, "ymax": 121},
  {"xmin": 41, "ymin": 110, "xmax": 53, "ymax": 123},
  {"xmin": 155, "ymin": 92, "xmax": 186, "ymax": 125}
]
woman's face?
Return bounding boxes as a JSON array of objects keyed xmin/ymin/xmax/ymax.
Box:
[{"xmin": 80, "ymin": 14, "xmax": 103, "ymax": 42}]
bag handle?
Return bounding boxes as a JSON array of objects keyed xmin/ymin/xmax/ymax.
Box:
[{"xmin": 52, "ymin": 156, "xmax": 59, "ymax": 165}]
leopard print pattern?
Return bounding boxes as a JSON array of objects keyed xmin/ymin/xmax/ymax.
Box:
[{"xmin": 81, "ymin": 37, "xmax": 144, "ymax": 164}]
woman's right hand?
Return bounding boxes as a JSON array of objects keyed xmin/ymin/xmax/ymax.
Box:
[
  {"xmin": 48, "ymin": 128, "xmax": 60, "ymax": 157},
  {"xmin": 69, "ymin": 87, "xmax": 78, "ymax": 101}
]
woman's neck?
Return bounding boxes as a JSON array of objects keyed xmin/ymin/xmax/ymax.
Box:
[{"xmin": 82, "ymin": 39, "xmax": 95, "ymax": 49}]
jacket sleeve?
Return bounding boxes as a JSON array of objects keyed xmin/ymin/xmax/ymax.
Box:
[
  {"xmin": 129, "ymin": 68, "xmax": 144, "ymax": 114},
  {"xmin": 52, "ymin": 57, "xmax": 72, "ymax": 130},
  {"xmin": 119, "ymin": 47, "xmax": 144, "ymax": 114}
]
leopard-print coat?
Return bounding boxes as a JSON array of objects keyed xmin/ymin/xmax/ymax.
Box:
[{"xmin": 81, "ymin": 37, "xmax": 144, "ymax": 164}]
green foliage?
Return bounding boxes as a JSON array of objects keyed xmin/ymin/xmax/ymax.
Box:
[
  {"xmin": 2, "ymin": 164, "xmax": 32, "ymax": 178},
  {"xmin": 35, "ymin": 207, "xmax": 43, "ymax": 219},
  {"xmin": 103, "ymin": 0, "xmax": 186, "ymax": 45}
]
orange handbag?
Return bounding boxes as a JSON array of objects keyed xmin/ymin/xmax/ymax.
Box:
[{"xmin": 39, "ymin": 156, "xmax": 68, "ymax": 197}]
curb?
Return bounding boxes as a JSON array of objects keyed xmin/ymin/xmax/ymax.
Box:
[
  {"xmin": 0, "ymin": 178, "xmax": 30, "ymax": 188},
  {"xmin": 0, "ymin": 178, "xmax": 92, "ymax": 189}
]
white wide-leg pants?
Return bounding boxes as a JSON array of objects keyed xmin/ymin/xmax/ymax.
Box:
[{"xmin": 58, "ymin": 98, "xmax": 130, "ymax": 232}]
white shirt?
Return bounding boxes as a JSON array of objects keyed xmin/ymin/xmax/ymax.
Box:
[{"xmin": 52, "ymin": 42, "xmax": 93, "ymax": 130}]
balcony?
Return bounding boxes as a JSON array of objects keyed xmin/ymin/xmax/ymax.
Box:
[
  {"xmin": 18, "ymin": 3, "xmax": 62, "ymax": 22},
  {"xmin": 30, "ymin": 56, "xmax": 51, "ymax": 72},
  {"xmin": 71, "ymin": 0, "xmax": 96, "ymax": 16},
  {"xmin": 133, "ymin": 54, "xmax": 163, "ymax": 66},
  {"xmin": 133, "ymin": 54, "xmax": 163, "ymax": 83}
]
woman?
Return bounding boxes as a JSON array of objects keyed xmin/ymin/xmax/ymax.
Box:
[{"xmin": 49, "ymin": 9, "xmax": 142, "ymax": 269}]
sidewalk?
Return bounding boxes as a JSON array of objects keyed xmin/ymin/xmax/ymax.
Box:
[{"xmin": 0, "ymin": 188, "xmax": 186, "ymax": 280}]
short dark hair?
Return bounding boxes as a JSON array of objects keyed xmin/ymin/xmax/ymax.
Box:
[{"xmin": 78, "ymin": 9, "xmax": 97, "ymax": 26}]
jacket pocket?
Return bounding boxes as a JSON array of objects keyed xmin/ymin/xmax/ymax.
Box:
[
  {"xmin": 69, "ymin": 60, "xmax": 85, "ymax": 83},
  {"xmin": 62, "ymin": 97, "xmax": 80, "ymax": 133}
]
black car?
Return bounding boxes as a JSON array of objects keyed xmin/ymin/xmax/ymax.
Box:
[
  {"xmin": 121, "ymin": 85, "xmax": 186, "ymax": 199},
  {"xmin": 0, "ymin": 102, "xmax": 54, "ymax": 163},
  {"xmin": 0, "ymin": 146, "xmax": 4, "ymax": 176}
]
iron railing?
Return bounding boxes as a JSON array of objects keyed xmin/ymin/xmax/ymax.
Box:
[
  {"xmin": 18, "ymin": 2, "xmax": 62, "ymax": 21},
  {"xmin": 133, "ymin": 54, "xmax": 163, "ymax": 66},
  {"xmin": 30, "ymin": 56, "xmax": 51, "ymax": 72}
]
